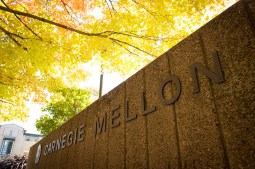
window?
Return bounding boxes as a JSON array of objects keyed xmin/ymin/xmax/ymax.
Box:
[
  {"xmin": 24, "ymin": 135, "xmax": 41, "ymax": 142},
  {"xmin": 0, "ymin": 139, "xmax": 15, "ymax": 155},
  {"xmin": 25, "ymin": 135, "xmax": 30, "ymax": 141}
]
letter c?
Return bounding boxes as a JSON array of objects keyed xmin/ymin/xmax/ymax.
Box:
[{"xmin": 44, "ymin": 145, "xmax": 48, "ymax": 155}]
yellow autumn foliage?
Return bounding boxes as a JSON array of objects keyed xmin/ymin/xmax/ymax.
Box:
[{"xmin": 0, "ymin": 0, "xmax": 237, "ymax": 121}]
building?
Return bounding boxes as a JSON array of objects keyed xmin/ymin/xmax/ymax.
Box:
[{"xmin": 0, "ymin": 124, "xmax": 42, "ymax": 157}]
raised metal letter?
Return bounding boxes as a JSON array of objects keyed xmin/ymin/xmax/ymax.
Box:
[
  {"xmin": 159, "ymin": 76, "xmax": 181, "ymax": 105},
  {"xmin": 51, "ymin": 141, "xmax": 56, "ymax": 153},
  {"xmin": 56, "ymin": 138, "xmax": 61, "ymax": 151},
  {"xmin": 111, "ymin": 105, "xmax": 121, "ymax": 128},
  {"xmin": 44, "ymin": 145, "xmax": 48, "ymax": 155},
  {"xmin": 95, "ymin": 113, "xmax": 107, "ymax": 136},
  {"xmin": 124, "ymin": 100, "xmax": 137, "ymax": 122},
  {"xmin": 78, "ymin": 125, "xmax": 85, "ymax": 142},
  {"xmin": 61, "ymin": 134, "xmax": 66, "ymax": 149},
  {"xmin": 48, "ymin": 143, "xmax": 52, "ymax": 154},
  {"xmin": 67, "ymin": 131, "xmax": 73, "ymax": 146},
  {"xmin": 189, "ymin": 51, "xmax": 224, "ymax": 93},
  {"xmin": 73, "ymin": 128, "xmax": 77, "ymax": 144},
  {"xmin": 141, "ymin": 92, "xmax": 156, "ymax": 116}
]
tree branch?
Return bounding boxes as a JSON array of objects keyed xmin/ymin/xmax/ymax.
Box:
[
  {"xmin": 109, "ymin": 37, "xmax": 156, "ymax": 57},
  {"xmin": 104, "ymin": 0, "xmax": 113, "ymax": 17},
  {"xmin": 60, "ymin": 0, "xmax": 81, "ymax": 24},
  {"xmin": 0, "ymin": 81, "xmax": 10, "ymax": 86},
  {"xmin": 9, "ymin": 32, "xmax": 28, "ymax": 40},
  {"xmin": 0, "ymin": 6, "xmax": 156, "ymax": 55},
  {"xmin": 116, "ymin": 1, "xmax": 131, "ymax": 14},
  {"xmin": 108, "ymin": 0, "xmax": 117, "ymax": 13},
  {"xmin": 0, "ymin": 81, "xmax": 18, "ymax": 87},
  {"xmin": 1, "ymin": 0, "xmax": 42, "ymax": 40},
  {"xmin": 130, "ymin": 0, "xmax": 157, "ymax": 19},
  {"xmin": 101, "ymin": 30, "xmax": 166, "ymax": 41},
  {"xmin": 0, "ymin": 6, "xmax": 106, "ymax": 37},
  {"xmin": 0, "ymin": 25, "xmax": 22, "ymax": 46},
  {"xmin": 113, "ymin": 40, "xmax": 139, "ymax": 56},
  {"xmin": 0, "ymin": 73, "xmax": 21, "ymax": 80},
  {"xmin": 0, "ymin": 99, "xmax": 17, "ymax": 106}
]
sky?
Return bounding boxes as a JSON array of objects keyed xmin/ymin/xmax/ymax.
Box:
[{"xmin": 1, "ymin": 103, "xmax": 43, "ymax": 134}]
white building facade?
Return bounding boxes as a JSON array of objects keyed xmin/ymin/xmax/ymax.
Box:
[{"xmin": 0, "ymin": 124, "xmax": 42, "ymax": 157}]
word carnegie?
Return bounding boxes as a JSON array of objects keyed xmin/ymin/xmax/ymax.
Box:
[
  {"xmin": 95, "ymin": 52, "xmax": 225, "ymax": 135},
  {"xmin": 44, "ymin": 124, "xmax": 85, "ymax": 155}
]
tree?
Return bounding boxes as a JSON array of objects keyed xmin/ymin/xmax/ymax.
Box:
[
  {"xmin": 36, "ymin": 88, "xmax": 91, "ymax": 136},
  {"xmin": 0, "ymin": 0, "xmax": 236, "ymax": 122}
]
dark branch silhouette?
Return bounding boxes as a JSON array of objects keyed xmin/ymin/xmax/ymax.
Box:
[
  {"xmin": 0, "ymin": 26, "xmax": 22, "ymax": 46},
  {"xmin": 0, "ymin": 98, "xmax": 17, "ymax": 106},
  {"xmin": 130, "ymin": 0, "xmax": 157, "ymax": 19},
  {"xmin": 0, "ymin": 6, "xmax": 106, "ymax": 37},
  {"xmin": 1, "ymin": 0, "xmax": 42, "ymax": 40},
  {"xmin": 0, "ymin": 6, "xmax": 159, "ymax": 56},
  {"xmin": 60, "ymin": 0, "xmax": 81, "ymax": 24}
]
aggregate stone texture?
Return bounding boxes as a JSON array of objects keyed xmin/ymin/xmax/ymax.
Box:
[
  {"xmin": 144, "ymin": 54, "xmax": 180, "ymax": 169},
  {"xmin": 27, "ymin": 0, "xmax": 255, "ymax": 168},
  {"xmin": 245, "ymin": 0, "xmax": 255, "ymax": 33},
  {"xmin": 66, "ymin": 112, "xmax": 85, "ymax": 169},
  {"xmin": 83, "ymin": 101, "xmax": 97, "ymax": 169},
  {"xmin": 167, "ymin": 31, "xmax": 226, "ymax": 168},
  {"xmin": 52, "ymin": 120, "xmax": 67, "ymax": 169},
  {"xmin": 94, "ymin": 95, "xmax": 110, "ymax": 169},
  {"xmin": 199, "ymin": 1, "xmax": 255, "ymax": 168},
  {"xmin": 45, "ymin": 126, "xmax": 59, "ymax": 169},
  {"xmin": 125, "ymin": 70, "xmax": 147, "ymax": 169},
  {"xmin": 59, "ymin": 117, "xmax": 74, "ymax": 169},
  {"xmin": 65, "ymin": 120, "xmax": 75, "ymax": 169},
  {"xmin": 74, "ymin": 110, "xmax": 87, "ymax": 169},
  {"xmin": 108, "ymin": 84, "xmax": 125, "ymax": 169}
]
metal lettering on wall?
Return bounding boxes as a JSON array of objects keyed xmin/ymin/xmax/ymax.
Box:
[
  {"xmin": 43, "ymin": 124, "xmax": 85, "ymax": 156},
  {"xmin": 35, "ymin": 51, "xmax": 225, "ymax": 164},
  {"xmin": 94, "ymin": 51, "xmax": 225, "ymax": 135}
]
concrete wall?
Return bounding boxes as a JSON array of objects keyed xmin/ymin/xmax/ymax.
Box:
[{"xmin": 27, "ymin": 0, "xmax": 255, "ymax": 168}]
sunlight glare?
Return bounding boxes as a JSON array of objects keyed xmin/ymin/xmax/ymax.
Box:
[{"xmin": 88, "ymin": 7, "xmax": 104, "ymax": 19}]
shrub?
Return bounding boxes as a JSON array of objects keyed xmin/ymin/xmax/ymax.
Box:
[{"xmin": 0, "ymin": 154, "xmax": 27, "ymax": 169}]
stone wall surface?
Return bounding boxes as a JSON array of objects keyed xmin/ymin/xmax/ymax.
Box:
[{"xmin": 27, "ymin": 0, "xmax": 255, "ymax": 168}]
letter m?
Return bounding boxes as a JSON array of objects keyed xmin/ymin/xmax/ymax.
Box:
[
  {"xmin": 95, "ymin": 113, "xmax": 106, "ymax": 136},
  {"xmin": 189, "ymin": 51, "xmax": 225, "ymax": 93}
]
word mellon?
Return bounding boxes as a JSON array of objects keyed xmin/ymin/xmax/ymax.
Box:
[{"xmin": 95, "ymin": 52, "xmax": 225, "ymax": 135}]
